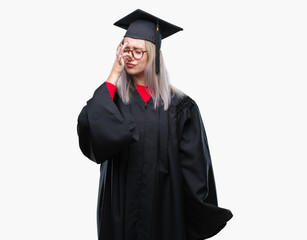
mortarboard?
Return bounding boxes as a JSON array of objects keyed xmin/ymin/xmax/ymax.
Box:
[{"xmin": 114, "ymin": 9, "xmax": 183, "ymax": 74}]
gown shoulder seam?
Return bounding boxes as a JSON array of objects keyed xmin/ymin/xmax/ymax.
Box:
[{"xmin": 176, "ymin": 96, "xmax": 195, "ymax": 114}]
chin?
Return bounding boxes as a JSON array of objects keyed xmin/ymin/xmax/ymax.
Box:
[{"xmin": 126, "ymin": 68, "xmax": 141, "ymax": 76}]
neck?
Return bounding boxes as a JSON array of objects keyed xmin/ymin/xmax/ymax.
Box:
[{"xmin": 132, "ymin": 74, "xmax": 145, "ymax": 86}]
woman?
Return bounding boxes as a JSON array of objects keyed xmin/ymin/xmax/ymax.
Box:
[{"xmin": 77, "ymin": 9, "xmax": 232, "ymax": 240}]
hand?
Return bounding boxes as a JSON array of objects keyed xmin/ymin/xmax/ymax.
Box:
[{"xmin": 106, "ymin": 42, "xmax": 129, "ymax": 85}]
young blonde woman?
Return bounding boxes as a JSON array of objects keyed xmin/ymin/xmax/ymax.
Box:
[{"xmin": 77, "ymin": 9, "xmax": 232, "ymax": 240}]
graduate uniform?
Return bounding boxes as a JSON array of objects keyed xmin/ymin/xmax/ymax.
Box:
[{"xmin": 77, "ymin": 9, "xmax": 232, "ymax": 240}]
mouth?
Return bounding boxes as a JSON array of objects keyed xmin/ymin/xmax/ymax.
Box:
[{"xmin": 126, "ymin": 63, "xmax": 136, "ymax": 68}]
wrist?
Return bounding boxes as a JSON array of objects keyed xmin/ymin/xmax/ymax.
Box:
[{"xmin": 107, "ymin": 72, "xmax": 121, "ymax": 85}]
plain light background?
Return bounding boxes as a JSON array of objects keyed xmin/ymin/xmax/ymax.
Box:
[{"xmin": 1, "ymin": 0, "xmax": 306, "ymax": 239}]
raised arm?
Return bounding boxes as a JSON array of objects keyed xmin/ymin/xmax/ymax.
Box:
[{"xmin": 77, "ymin": 82, "xmax": 139, "ymax": 163}]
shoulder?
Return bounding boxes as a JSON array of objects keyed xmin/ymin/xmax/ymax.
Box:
[
  {"xmin": 169, "ymin": 90, "xmax": 203, "ymax": 137},
  {"xmin": 169, "ymin": 89, "xmax": 198, "ymax": 114}
]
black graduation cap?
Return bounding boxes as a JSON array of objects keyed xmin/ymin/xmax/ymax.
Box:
[{"xmin": 114, "ymin": 9, "xmax": 183, "ymax": 74}]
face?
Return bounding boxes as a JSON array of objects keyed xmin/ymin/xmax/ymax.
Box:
[{"xmin": 122, "ymin": 37, "xmax": 148, "ymax": 77}]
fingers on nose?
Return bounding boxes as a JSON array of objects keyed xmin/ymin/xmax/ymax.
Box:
[{"xmin": 123, "ymin": 54, "xmax": 134, "ymax": 60}]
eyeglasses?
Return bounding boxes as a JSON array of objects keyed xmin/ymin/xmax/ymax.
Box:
[{"xmin": 123, "ymin": 48, "xmax": 147, "ymax": 60}]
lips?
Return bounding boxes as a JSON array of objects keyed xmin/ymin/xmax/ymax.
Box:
[{"xmin": 126, "ymin": 63, "xmax": 136, "ymax": 68}]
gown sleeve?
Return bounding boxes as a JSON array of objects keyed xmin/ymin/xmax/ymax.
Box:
[
  {"xmin": 105, "ymin": 81, "xmax": 117, "ymax": 100},
  {"xmin": 178, "ymin": 97, "xmax": 232, "ymax": 239},
  {"xmin": 77, "ymin": 82, "xmax": 139, "ymax": 163}
]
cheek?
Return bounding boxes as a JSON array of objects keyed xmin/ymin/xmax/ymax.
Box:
[
  {"xmin": 139, "ymin": 61, "xmax": 147, "ymax": 70},
  {"xmin": 139, "ymin": 58, "xmax": 148, "ymax": 70}
]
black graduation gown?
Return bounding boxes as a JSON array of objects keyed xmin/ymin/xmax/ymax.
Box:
[{"xmin": 77, "ymin": 82, "xmax": 232, "ymax": 240}]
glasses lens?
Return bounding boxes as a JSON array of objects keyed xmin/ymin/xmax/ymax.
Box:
[{"xmin": 133, "ymin": 49, "xmax": 143, "ymax": 59}]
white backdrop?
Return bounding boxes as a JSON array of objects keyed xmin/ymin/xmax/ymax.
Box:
[{"xmin": 1, "ymin": 0, "xmax": 306, "ymax": 239}]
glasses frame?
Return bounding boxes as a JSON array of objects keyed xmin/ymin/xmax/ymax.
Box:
[{"xmin": 123, "ymin": 48, "xmax": 148, "ymax": 60}]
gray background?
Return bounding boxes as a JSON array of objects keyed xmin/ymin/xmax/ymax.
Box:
[{"xmin": 1, "ymin": 0, "xmax": 306, "ymax": 239}]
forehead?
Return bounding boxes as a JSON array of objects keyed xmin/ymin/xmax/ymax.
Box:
[{"xmin": 124, "ymin": 37, "xmax": 146, "ymax": 48}]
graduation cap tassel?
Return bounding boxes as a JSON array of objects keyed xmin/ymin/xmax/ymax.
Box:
[{"xmin": 155, "ymin": 20, "xmax": 161, "ymax": 75}]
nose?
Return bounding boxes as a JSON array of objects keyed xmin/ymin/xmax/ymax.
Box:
[
  {"xmin": 123, "ymin": 55, "xmax": 133, "ymax": 64},
  {"xmin": 123, "ymin": 51, "xmax": 135, "ymax": 61}
]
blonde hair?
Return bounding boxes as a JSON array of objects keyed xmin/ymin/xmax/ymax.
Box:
[{"xmin": 117, "ymin": 40, "xmax": 184, "ymax": 110}]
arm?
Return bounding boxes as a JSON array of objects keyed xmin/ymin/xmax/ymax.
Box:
[
  {"xmin": 77, "ymin": 82, "xmax": 139, "ymax": 164},
  {"xmin": 77, "ymin": 105, "xmax": 93, "ymax": 161},
  {"xmin": 77, "ymin": 41, "xmax": 133, "ymax": 163},
  {"xmin": 178, "ymin": 98, "xmax": 232, "ymax": 239},
  {"xmin": 105, "ymin": 40, "xmax": 129, "ymax": 86}
]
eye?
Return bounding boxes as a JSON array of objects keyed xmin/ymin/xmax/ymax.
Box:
[
  {"xmin": 134, "ymin": 50, "xmax": 142, "ymax": 54},
  {"xmin": 123, "ymin": 48, "xmax": 130, "ymax": 53}
]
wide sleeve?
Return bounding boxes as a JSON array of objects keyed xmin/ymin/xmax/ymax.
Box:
[
  {"xmin": 77, "ymin": 82, "xmax": 139, "ymax": 164},
  {"xmin": 178, "ymin": 98, "xmax": 232, "ymax": 239},
  {"xmin": 105, "ymin": 81, "xmax": 117, "ymax": 100}
]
